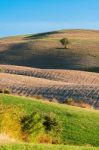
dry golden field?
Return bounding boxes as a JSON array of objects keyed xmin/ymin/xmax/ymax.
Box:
[{"xmin": 0, "ymin": 29, "xmax": 99, "ymax": 72}]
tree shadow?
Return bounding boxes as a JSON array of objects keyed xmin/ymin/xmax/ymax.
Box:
[{"xmin": 56, "ymin": 48, "xmax": 67, "ymax": 49}]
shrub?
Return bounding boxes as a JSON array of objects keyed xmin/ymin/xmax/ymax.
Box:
[
  {"xmin": 64, "ymin": 98, "xmax": 74, "ymax": 105},
  {"xmin": 4, "ymin": 89, "xmax": 11, "ymax": 94},
  {"xmin": 21, "ymin": 112, "xmax": 62, "ymax": 143},
  {"xmin": 21, "ymin": 112, "xmax": 45, "ymax": 142},
  {"xmin": 0, "ymin": 89, "xmax": 3, "ymax": 93},
  {"xmin": 0, "ymin": 102, "xmax": 62, "ymax": 144},
  {"xmin": 64, "ymin": 98, "xmax": 91, "ymax": 109},
  {"xmin": 33, "ymin": 95, "xmax": 44, "ymax": 100},
  {"xmin": 0, "ymin": 68, "xmax": 4, "ymax": 73},
  {"xmin": 43, "ymin": 112, "xmax": 62, "ymax": 144}
]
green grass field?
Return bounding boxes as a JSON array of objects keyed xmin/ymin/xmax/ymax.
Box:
[
  {"xmin": 0, "ymin": 144, "xmax": 99, "ymax": 150},
  {"xmin": 0, "ymin": 94, "xmax": 99, "ymax": 147}
]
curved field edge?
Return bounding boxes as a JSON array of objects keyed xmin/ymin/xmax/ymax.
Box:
[
  {"xmin": 0, "ymin": 72, "xmax": 99, "ymax": 108},
  {"xmin": 0, "ymin": 65, "xmax": 99, "ymax": 85},
  {"xmin": 0, "ymin": 144, "xmax": 99, "ymax": 150},
  {"xmin": 0, "ymin": 94, "xmax": 99, "ymax": 146}
]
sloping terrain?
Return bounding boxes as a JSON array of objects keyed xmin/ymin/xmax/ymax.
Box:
[
  {"xmin": 0, "ymin": 65, "xmax": 99, "ymax": 84},
  {"xmin": 0, "ymin": 30, "xmax": 99, "ymax": 149},
  {"xmin": 0, "ymin": 30, "xmax": 99, "ymax": 108},
  {"xmin": 0, "ymin": 65, "xmax": 99, "ymax": 109},
  {"xmin": 0, "ymin": 29, "xmax": 99, "ymax": 72},
  {"xmin": 0, "ymin": 94, "xmax": 99, "ymax": 147}
]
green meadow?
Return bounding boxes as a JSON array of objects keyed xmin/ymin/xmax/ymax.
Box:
[{"xmin": 0, "ymin": 94, "xmax": 99, "ymax": 147}]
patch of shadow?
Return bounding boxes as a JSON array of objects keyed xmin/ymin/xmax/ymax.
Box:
[
  {"xmin": 24, "ymin": 31, "xmax": 61, "ymax": 40},
  {"xmin": 0, "ymin": 42, "xmax": 99, "ymax": 73},
  {"xmin": 56, "ymin": 48, "xmax": 66, "ymax": 49},
  {"xmin": 65, "ymin": 112, "xmax": 74, "ymax": 117},
  {"xmin": 83, "ymin": 67, "xmax": 99, "ymax": 73}
]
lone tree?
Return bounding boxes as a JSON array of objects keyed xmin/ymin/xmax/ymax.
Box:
[{"xmin": 60, "ymin": 38, "xmax": 69, "ymax": 49}]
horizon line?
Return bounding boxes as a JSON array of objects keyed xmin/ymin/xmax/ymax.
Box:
[{"xmin": 1, "ymin": 28, "xmax": 99, "ymax": 39}]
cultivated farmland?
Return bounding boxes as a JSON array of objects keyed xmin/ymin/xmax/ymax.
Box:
[
  {"xmin": 0, "ymin": 29, "xmax": 99, "ymax": 149},
  {"xmin": 0, "ymin": 65, "xmax": 99, "ymax": 109}
]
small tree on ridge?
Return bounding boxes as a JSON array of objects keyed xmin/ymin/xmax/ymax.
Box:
[{"xmin": 60, "ymin": 38, "xmax": 69, "ymax": 49}]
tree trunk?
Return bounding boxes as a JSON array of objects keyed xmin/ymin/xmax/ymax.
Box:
[{"xmin": 65, "ymin": 45, "xmax": 67, "ymax": 49}]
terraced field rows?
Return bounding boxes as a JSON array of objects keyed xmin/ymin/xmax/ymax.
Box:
[
  {"xmin": 0, "ymin": 70, "xmax": 99, "ymax": 109},
  {"xmin": 0, "ymin": 65, "xmax": 99, "ymax": 85}
]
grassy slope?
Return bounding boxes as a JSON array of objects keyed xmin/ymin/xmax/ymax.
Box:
[
  {"xmin": 0, "ymin": 144, "xmax": 99, "ymax": 150},
  {"xmin": 0, "ymin": 94, "xmax": 99, "ymax": 147},
  {"xmin": 0, "ymin": 29, "xmax": 99, "ymax": 72}
]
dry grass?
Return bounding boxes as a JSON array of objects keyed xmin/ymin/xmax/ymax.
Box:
[
  {"xmin": 0, "ymin": 134, "xmax": 17, "ymax": 144},
  {"xmin": 0, "ymin": 29, "xmax": 99, "ymax": 72}
]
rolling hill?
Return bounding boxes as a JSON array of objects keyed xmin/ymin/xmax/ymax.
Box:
[
  {"xmin": 0, "ymin": 94, "xmax": 99, "ymax": 147},
  {"xmin": 0, "ymin": 29, "xmax": 99, "ymax": 72},
  {"xmin": 0, "ymin": 29, "xmax": 99, "ymax": 149},
  {"xmin": 0, "ymin": 30, "xmax": 99, "ymax": 108}
]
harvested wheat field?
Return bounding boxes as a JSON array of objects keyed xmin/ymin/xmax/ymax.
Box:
[
  {"xmin": 0, "ymin": 65, "xmax": 99, "ymax": 84},
  {"xmin": 0, "ymin": 65, "xmax": 99, "ymax": 109}
]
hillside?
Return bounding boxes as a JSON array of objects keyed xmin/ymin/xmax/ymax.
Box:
[
  {"xmin": 0, "ymin": 29, "xmax": 99, "ymax": 72},
  {"xmin": 0, "ymin": 65, "xmax": 99, "ymax": 109},
  {"xmin": 0, "ymin": 30, "xmax": 99, "ymax": 150},
  {"xmin": 0, "ymin": 94, "xmax": 99, "ymax": 147}
]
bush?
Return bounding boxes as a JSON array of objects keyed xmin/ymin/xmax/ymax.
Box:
[
  {"xmin": 4, "ymin": 89, "xmax": 11, "ymax": 94},
  {"xmin": 43, "ymin": 113, "xmax": 60, "ymax": 133},
  {"xmin": 21, "ymin": 112, "xmax": 45, "ymax": 142},
  {"xmin": 21, "ymin": 112, "xmax": 62, "ymax": 143},
  {"xmin": 33, "ymin": 95, "xmax": 44, "ymax": 100},
  {"xmin": 43, "ymin": 112, "xmax": 62, "ymax": 144},
  {"xmin": 0, "ymin": 102, "xmax": 62, "ymax": 144},
  {"xmin": 64, "ymin": 98, "xmax": 74, "ymax": 105},
  {"xmin": 0, "ymin": 89, "xmax": 3, "ymax": 93},
  {"xmin": 64, "ymin": 98, "xmax": 91, "ymax": 109},
  {"xmin": 0, "ymin": 68, "xmax": 4, "ymax": 73}
]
